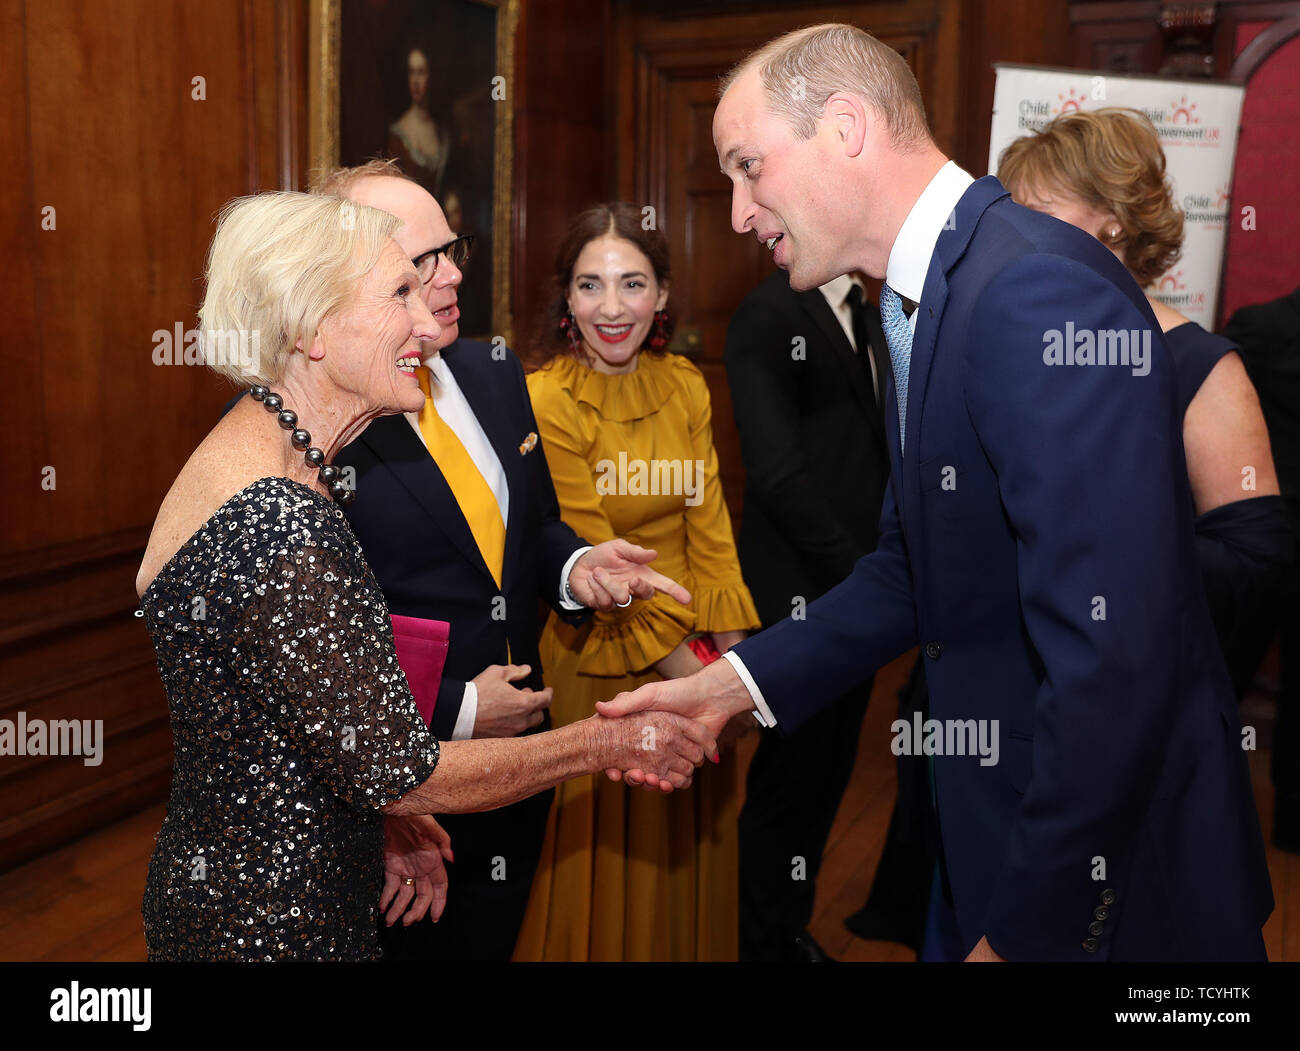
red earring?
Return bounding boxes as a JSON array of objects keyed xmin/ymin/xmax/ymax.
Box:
[
  {"xmin": 648, "ymin": 309, "xmax": 669, "ymax": 351},
  {"xmin": 558, "ymin": 311, "xmax": 581, "ymax": 352}
]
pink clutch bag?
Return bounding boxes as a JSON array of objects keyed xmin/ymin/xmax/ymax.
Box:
[{"xmin": 389, "ymin": 613, "xmax": 451, "ymax": 728}]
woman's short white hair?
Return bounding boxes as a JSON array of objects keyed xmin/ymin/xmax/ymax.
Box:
[
  {"xmin": 722, "ymin": 23, "xmax": 931, "ymax": 150},
  {"xmin": 197, "ymin": 191, "xmax": 399, "ymax": 387}
]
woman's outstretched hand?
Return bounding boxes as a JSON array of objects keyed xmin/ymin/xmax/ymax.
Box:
[{"xmin": 381, "ymin": 814, "xmax": 454, "ymax": 926}]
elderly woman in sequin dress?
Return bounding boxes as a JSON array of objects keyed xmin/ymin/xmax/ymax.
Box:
[{"xmin": 134, "ymin": 191, "xmax": 716, "ymax": 961}]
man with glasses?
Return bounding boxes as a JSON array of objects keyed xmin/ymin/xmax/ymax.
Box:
[{"xmin": 314, "ymin": 160, "xmax": 690, "ymax": 961}]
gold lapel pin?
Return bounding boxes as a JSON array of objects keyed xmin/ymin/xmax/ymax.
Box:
[{"xmin": 520, "ymin": 432, "xmax": 538, "ymax": 455}]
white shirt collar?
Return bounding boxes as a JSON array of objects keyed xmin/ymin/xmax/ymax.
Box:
[
  {"xmin": 425, "ymin": 350, "xmax": 450, "ymax": 387},
  {"xmin": 884, "ymin": 161, "xmax": 975, "ymax": 305},
  {"xmin": 818, "ymin": 272, "xmax": 860, "ymax": 311}
]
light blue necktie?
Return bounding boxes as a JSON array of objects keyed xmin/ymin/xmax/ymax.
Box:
[{"xmin": 879, "ymin": 283, "xmax": 914, "ymax": 454}]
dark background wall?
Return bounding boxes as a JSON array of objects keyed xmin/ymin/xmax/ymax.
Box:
[{"xmin": 1, "ymin": 0, "xmax": 1296, "ymax": 870}]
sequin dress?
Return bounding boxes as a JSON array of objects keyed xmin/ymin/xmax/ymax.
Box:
[{"xmin": 139, "ymin": 476, "xmax": 441, "ymax": 961}]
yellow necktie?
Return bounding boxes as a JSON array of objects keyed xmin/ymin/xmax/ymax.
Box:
[{"xmin": 417, "ymin": 364, "xmax": 505, "ymax": 588}]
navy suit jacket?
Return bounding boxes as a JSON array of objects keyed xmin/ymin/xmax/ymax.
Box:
[
  {"xmin": 733, "ymin": 177, "xmax": 1273, "ymax": 961},
  {"xmin": 334, "ymin": 339, "xmax": 587, "ymax": 740}
]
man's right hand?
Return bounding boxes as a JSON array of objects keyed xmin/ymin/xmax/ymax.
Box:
[{"xmin": 471, "ymin": 663, "xmax": 552, "ymax": 738}]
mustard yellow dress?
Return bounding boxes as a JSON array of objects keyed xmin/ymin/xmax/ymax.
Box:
[{"xmin": 514, "ymin": 350, "xmax": 760, "ymax": 961}]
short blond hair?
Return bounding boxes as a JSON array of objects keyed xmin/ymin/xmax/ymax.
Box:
[
  {"xmin": 997, "ymin": 107, "xmax": 1184, "ymax": 287},
  {"xmin": 722, "ymin": 23, "xmax": 931, "ymax": 149},
  {"xmin": 197, "ymin": 191, "xmax": 399, "ymax": 386},
  {"xmin": 310, "ymin": 157, "xmax": 415, "ymax": 198}
]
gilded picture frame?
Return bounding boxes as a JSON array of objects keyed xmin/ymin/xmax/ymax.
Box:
[{"xmin": 309, "ymin": 0, "xmax": 518, "ymax": 345}]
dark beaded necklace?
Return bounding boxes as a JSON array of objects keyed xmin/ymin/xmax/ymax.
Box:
[{"xmin": 249, "ymin": 384, "xmax": 355, "ymax": 506}]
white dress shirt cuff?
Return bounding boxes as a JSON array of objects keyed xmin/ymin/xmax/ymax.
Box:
[
  {"xmin": 558, "ymin": 545, "xmax": 593, "ymax": 610},
  {"xmin": 451, "ymin": 682, "xmax": 479, "ymax": 740},
  {"xmin": 721, "ymin": 650, "xmax": 778, "ymax": 728}
]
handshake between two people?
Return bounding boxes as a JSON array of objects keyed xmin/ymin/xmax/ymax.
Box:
[
  {"xmin": 379, "ymin": 696, "xmax": 725, "ymax": 929},
  {"xmin": 563, "ymin": 540, "xmax": 757, "ymax": 793},
  {"xmin": 597, "ymin": 651, "xmax": 756, "ymax": 792},
  {"xmin": 381, "ymin": 542, "xmax": 755, "ymax": 928}
]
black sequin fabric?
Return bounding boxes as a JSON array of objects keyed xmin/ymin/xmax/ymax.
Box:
[{"xmin": 139, "ymin": 476, "xmax": 440, "ymax": 961}]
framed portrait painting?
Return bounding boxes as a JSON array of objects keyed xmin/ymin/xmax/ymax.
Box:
[{"xmin": 310, "ymin": 0, "xmax": 519, "ymax": 343}]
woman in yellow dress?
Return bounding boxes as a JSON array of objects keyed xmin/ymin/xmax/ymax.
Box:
[{"xmin": 514, "ymin": 203, "xmax": 760, "ymax": 961}]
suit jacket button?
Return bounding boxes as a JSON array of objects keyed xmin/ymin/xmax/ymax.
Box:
[
  {"xmin": 925, "ymin": 641, "xmax": 942, "ymax": 659},
  {"xmin": 1094, "ymin": 906, "xmax": 1109, "ymax": 921},
  {"xmin": 1088, "ymin": 921, "xmax": 1104, "ymax": 937},
  {"xmin": 1100, "ymin": 888, "xmax": 1116, "ymax": 905},
  {"xmin": 1082, "ymin": 937, "xmax": 1099, "ymax": 953}
]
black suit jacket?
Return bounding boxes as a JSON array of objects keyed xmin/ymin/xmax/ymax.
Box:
[
  {"xmin": 725, "ymin": 270, "xmax": 892, "ymax": 626},
  {"xmin": 335, "ymin": 338, "xmax": 587, "ymax": 739}
]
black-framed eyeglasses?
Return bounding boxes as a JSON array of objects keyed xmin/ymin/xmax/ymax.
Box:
[{"xmin": 412, "ymin": 234, "xmax": 474, "ymax": 284}]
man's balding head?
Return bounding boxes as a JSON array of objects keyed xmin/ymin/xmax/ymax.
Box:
[
  {"xmin": 313, "ymin": 163, "xmax": 463, "ymax": 350},
  {"xmin": 720, "ymin": 23, "xmax": 931, "ymax": 151}
]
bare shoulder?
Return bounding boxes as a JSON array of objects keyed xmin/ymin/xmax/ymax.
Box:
[
  {"xmin": 1148, "ymin": 297, "xmax": 1192, "ymax": 334},
  {"xmin": 1191, "ymin": 350, "xmax": 1258, "ymax": 413},
  {"xmin": 1183, "ymin": 349, "xmax": 1278, "ymax": 511},
  {"xmin": 135, "ymin": 399, "xmax": 280, "ymax": 598}
]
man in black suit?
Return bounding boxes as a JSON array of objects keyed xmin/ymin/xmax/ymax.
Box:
[
  {"xmin": 1225, "ymin": 284, "xmax": 1300, "ymax": 851},
  {"xmin": 725, "ymin": 268, "xmax": 892, "ymax": 960},
  {"xmin": 319, "ymin": 162, "xmax": 691, "ymax": 960}
]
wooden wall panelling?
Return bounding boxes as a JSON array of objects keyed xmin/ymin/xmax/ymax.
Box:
[
  {"xmin": 0, "ymin": 0, "xmax": 305, "ymax": 874},
  {"xmin": 612, "ymin": 1, "xmax": 968, "ymax": 520},
  {"xmin": 960, "ymin": 0, "xmax": 1071, "ymax": 174},
  {"xmin": 510, "ymin": 0, "xmax": 613, "ymax": 354},
  {"xmin": 1069, "ymin": 1, "xmax": 1165, "ymax": 73},
  {"xmin": 0, "ymin": 0, "xmax": 47, "ymax": 560}
]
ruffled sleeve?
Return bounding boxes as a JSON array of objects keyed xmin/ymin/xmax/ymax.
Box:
[
  {"xmin": 575, "ymin": 588, "xmax": 696, "ymax": 676},
  {"xmin": 672, "ymin": 356, "xmax": 761, "ymax": 634}
]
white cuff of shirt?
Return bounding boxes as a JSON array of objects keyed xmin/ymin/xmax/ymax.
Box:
[
  {"xmin": 721, "ymin": 650, "xmax": 778, "ymax": 728},
  {"xmin": 558, "ymin": 545, "xmax": 593, "ymax": 610},
  {"xmin": 451, "ymin": 682, "xmax": 478, "ymax": 740}
]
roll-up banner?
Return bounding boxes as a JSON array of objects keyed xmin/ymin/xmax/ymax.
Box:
[{"xmin": 989, "ymin": 64, "xmax": 1246, "ymax": 328}]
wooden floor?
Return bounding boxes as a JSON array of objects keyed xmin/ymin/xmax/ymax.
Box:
[{"xmin": 1, "ymin": 649, "xmax": 1297, "ymax": 961}]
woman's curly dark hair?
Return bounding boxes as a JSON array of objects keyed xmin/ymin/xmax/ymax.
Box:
[{"xmin": 997, "ymin": 107, "xmax": 1184, "ymax": 288}]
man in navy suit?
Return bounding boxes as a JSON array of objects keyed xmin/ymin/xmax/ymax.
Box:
[
  {"xmin": 600, "ymin": 24, "xmax": 1273, "ymax": 960},
  {"xmin": 318, "ymin": 161, "xmax": 691, "ymax": 961}
]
